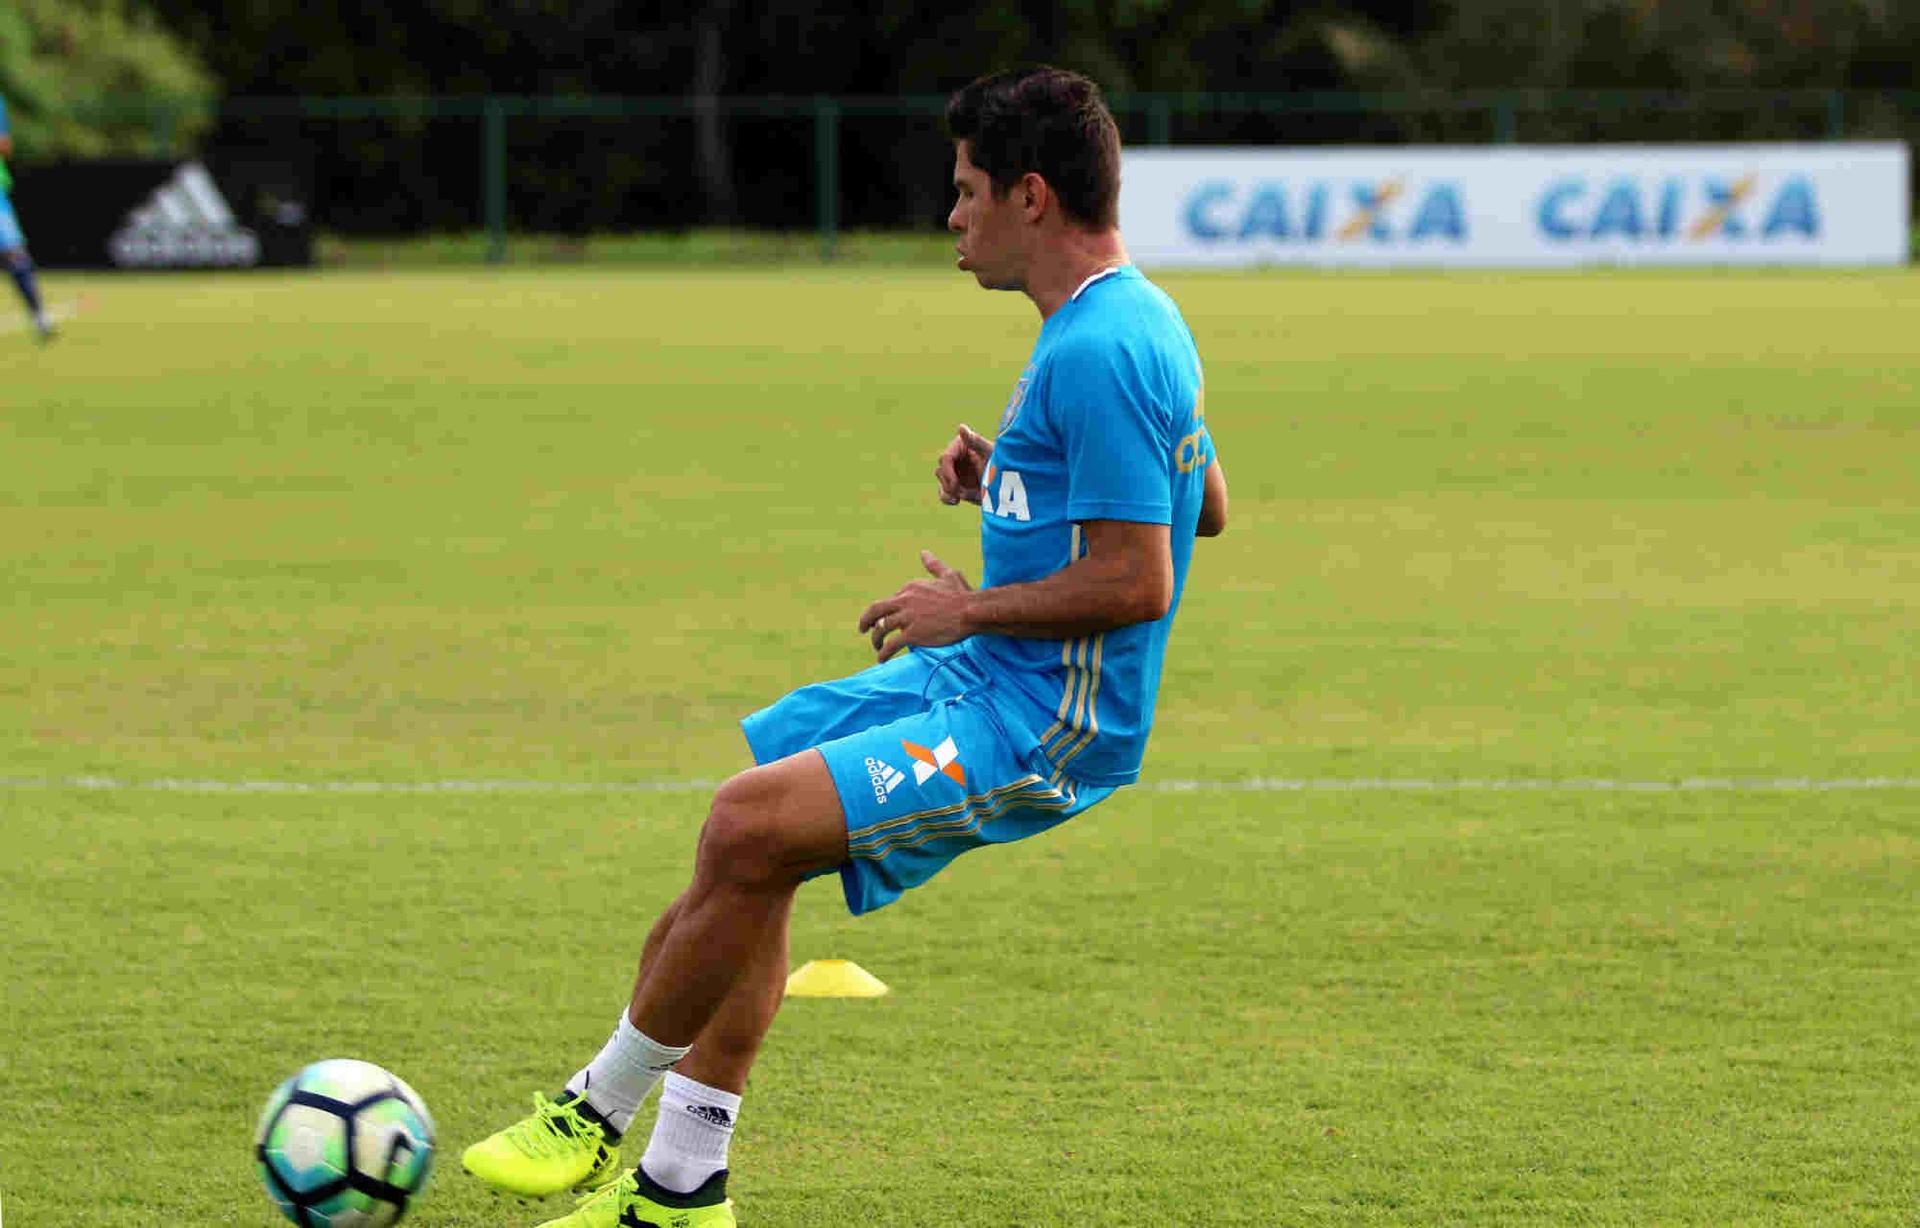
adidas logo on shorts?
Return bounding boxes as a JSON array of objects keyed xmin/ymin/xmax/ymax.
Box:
[{"xmin": 865, "ymin": 756, "xmax": 906, "ymax": 804}]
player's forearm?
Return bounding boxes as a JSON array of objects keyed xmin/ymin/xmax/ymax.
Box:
[{"xmin": 962, "ymin": 554, "xmax": 1171, "ymax": 640}]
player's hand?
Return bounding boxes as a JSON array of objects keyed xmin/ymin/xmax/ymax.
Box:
[
  {"xmin": 935, "ymin": 423, "xmax": 995, "ymax": 506},
  {"xmin": 858, "ymin": 550, "xmax": 975, "ymax": 663}
]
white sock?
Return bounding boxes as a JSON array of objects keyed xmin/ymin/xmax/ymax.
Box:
[
  {"xmin": 563, "ymin": 1012, "xmax": 692, "ymax": 1136},
  {"xmin": 639, "ymin": 1072, "xmax": 740, "ymax": 1194}
]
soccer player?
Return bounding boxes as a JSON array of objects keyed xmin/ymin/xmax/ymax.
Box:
[
  {"xmin": 0, "ymin": 93, "xmax": 54, "ymax": 342},
  {"xmin": 461, "ymin": 66, "xmax": 1229, "ymax": 1228}
]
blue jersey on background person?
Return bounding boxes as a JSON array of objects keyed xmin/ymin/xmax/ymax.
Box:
[
  {"xmin": 0, "ymin": 93, "xmax": 54, "ymax": 343},
  {"xmin": 0, "ymin": 94, "xmax": 55, "ymax": 342}
]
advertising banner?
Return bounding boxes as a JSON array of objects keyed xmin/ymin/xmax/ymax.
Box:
[
  {"xmin": 11, "ymin": 157, "xmax": 313, "ymax": 270},
  {"xmin": 1120, "ymin": 143, "xmax": 1909, "ymax": 268}
]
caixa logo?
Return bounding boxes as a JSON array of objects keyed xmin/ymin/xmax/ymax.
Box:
[
  {"xmin": 1537, "ymin": 173, "xmax": 1820, "ymax": 243},
  {"xmin": 1183, "ymin": 179, "xmax": 1468, "ymax": 244}
]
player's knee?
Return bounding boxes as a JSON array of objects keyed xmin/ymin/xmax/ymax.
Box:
[{"xmin": 696, "ymin": 770, "xmax": 797, "ymax": 885}]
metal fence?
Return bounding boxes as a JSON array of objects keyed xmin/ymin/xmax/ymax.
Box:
[{"xmin": 54, "ymin": 89, "xmax": 1920, "ymax": 261}]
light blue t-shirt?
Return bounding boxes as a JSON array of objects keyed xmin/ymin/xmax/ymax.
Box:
[{"xmin": 965, "ymin": 265, "xmax": 1215, "ymax": 787}]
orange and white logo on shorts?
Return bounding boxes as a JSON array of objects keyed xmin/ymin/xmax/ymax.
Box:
[{"xmin": 901, "ymin": 736, "xmax": 965, "ymax": 787}]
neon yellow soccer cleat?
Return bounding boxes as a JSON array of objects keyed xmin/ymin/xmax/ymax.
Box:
[
  {"xmin": 461, "ymin": 1092, "xmax": 623, "ymax": 1197},
  {"xmin": 534, "ymin": 1169, "xmax": 735, "ymax": 1228}
]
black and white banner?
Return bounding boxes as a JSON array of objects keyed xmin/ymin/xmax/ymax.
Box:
[{"xmin": 10, "ymin": 157, "xmax": 312, "ymax": 270}]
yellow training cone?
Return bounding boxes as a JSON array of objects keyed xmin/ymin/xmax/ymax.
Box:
[{"xmin": 784, "ymin": 959, "xmax": 889, "ymax": 998}]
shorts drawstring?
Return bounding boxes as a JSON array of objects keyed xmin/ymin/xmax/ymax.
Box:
[{"xmin": 917, "ymin": 646, "xmax": 978, "ymax": 703}]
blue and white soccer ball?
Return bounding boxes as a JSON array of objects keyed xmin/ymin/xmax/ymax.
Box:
[{"xmin": 254, "ymin": 1059, "xmax": 436, "ymax": 1227}]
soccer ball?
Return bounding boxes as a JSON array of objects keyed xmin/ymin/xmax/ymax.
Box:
[{"xmin": 254, "ymin": 1058, "xmax": 436, "ymax": 1227}]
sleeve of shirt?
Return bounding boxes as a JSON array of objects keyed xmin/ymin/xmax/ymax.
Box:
[
  {"xmin": 0, "ymin": 97, "xmax": 10, "ymax": 137},
  {"xmin": 1048, "ymin": 338, "xmax": 1174, "ymax": 526}
]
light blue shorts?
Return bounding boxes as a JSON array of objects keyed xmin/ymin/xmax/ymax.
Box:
[
  {"xmin": 0, "ymin": 195, "xmax": 23, "ymax": 251},
  {"xmin": 741, "ymin": 644, "xmax": 1115, "ymax": 916}
]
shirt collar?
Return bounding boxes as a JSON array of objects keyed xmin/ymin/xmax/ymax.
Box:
[{"xmin": 1069, "ymin": 264, "xmax": 1128, "ymax": 303}]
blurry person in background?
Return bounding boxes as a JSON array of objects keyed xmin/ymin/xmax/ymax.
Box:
[{"xmin": 0, "ymin": 92, "xmax": 54, "ymax": 342}]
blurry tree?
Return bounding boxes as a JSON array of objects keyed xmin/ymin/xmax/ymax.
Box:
[
  {"xmin": 121, "ymin": 0, "xmax": 1920, "ymax": 232},
  {"xmin": 1848, "ymin": 0, "xmax": 1920, "ymax": 87},
  {"xmin": 1419, "ymin": 0, "xmax": 1918, "ymax": 90},
  {"xmin": 0, "ymin": 0, "xmax": 213, "ymax": 157},
  {"xmin": 1416, "ymin": 0, "xmax": 1920, "ymax": 139}
]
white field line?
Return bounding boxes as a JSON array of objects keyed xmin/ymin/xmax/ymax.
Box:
[{"xmin": 0, "ymin": 776, "xmax": 1916, "ymax": 795}]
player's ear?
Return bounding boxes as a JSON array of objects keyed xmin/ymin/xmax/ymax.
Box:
[{"xmin": 1020, "ymin": 173, "xmax": 1048, "ymax": 221}]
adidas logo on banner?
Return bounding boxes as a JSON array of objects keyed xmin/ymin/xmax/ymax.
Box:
[
  {"xmin": 865, "ymin": 756, "xmax": 906, "ymax": 804},
  {"xmin": 109, "ymin": 162, "xmax": 261, "ymax": 268}
]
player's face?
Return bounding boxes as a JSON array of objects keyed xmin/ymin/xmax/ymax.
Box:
[{"xmin": 948, "ymin": 141, "xmax": 1025, "ymax": 291}]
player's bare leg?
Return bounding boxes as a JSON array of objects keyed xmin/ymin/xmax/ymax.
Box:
[
  {"xmin": 608, "ymin": 879, "xmax": 793, "ymax": 1082},
  {"xmin": 618, "ymin": 750, "xmax": 842, "ymax": 1047},
  {"xmin": 3, "ymin": 247, "xmax": 53, "ymax": 341},
  {"xmin": 628, "ymin": 886, "xmax": 791, "ymax": 1088},
  {"xmin": 677, "ymin": 894, "xmax": 793, "ymax": 1095},
  {"xmin": 632, "ymin": 892, "xmax": 688, "ymax": 1000},
  {"xmin": 466, "ymin": 752, "xmax": 837, "ymax": 1209},
  {"xmin": 617, "ymin": 893, "xmax": 792, "ymax": 1200},
  {"xmin": 543, "ymin": 753, "xmax": 835, "ymax": 1137},
  {"xmin": 575, "ymin": 830, "xmax": 791, "ymax": 1198},
  {"xmin": 502, "ymin": 758, "xmax": 838, "ymax": 1225}
]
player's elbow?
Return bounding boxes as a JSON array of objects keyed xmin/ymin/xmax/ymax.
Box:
[
  {"xmin": 1122, "ymin": 561, "xmax": 1174, "ymax": 625},
  {"xmin": 1197, "ymin": 463, "xmax": 1228, "ymax": 537}
]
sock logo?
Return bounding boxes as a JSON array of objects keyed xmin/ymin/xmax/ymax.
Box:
[{"xmin": 685, "ymin": 1104, "xmax": 734, "ymax": 1128}]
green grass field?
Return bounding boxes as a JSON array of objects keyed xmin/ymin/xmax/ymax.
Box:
[{"xmin": 2, "ymin": 267, "xmax": 1916, "ymax": 1226}]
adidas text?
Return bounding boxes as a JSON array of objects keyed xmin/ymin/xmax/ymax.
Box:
[{"xmin": 865, "ymin": 756, "xmax": 906, "ymax": 803}]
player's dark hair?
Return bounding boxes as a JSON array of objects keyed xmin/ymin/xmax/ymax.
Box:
[{"xmin": 945, "ymin": 66, "xmax": 1121, "ymax": 231}]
